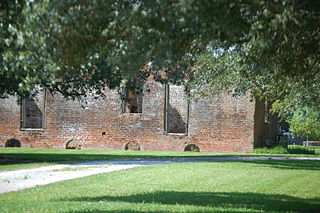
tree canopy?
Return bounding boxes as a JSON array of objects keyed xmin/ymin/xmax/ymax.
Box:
[{"xmin": 1, "ymin": 0, "xmax": 319, "ymax": 123}]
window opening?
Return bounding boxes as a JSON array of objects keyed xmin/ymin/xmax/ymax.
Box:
[
  {"xmin": 121, "ymin": 86, "xmax": 143, "ymax": 113},
  {"xmin": 21, "ymin": 90, "xmax": 46, "ymax": 129},
  {"xmin": 164, "ymin": 84, "xmax": 189, "ymax": 134}
]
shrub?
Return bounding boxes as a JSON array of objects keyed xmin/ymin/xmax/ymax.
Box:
[
  {"xmin": 254, "ymin": 146, "xmax": 288, "ymax": 154},
  {"xmin": 254, "ymin": 145, "xmax": 316, "ymax": 155},
  {"xmin": 287, "ymin": 145, "xmax": 315, "ymax": 155}
]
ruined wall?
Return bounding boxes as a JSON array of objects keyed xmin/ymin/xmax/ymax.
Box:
[
  {"xmin": 0, "ymin": 82, "xmax": 258, "ymax": 153},
  {"xmin": 254, "ymin": 100, "xmax": 278, "ymax": 148},
  {"xmin": 188, "ymin": 93, "xmax": 255, "ymax": 153},
  {"xmin": 0, "ymin": 96, "xmax": 21, "ymax": 147}
]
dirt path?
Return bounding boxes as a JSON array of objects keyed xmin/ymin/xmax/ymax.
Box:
[{"xmin": 1, "ymin": 157, "xmax": 319, "ymax": 194}]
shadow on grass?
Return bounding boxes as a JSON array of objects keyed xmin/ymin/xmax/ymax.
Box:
[
  {"xmin": 0, "ymin": 152, "xmax": 260, "ymax": 164},
  {"xmin": 240, "ymin": 160, "xmax": 320, "ymax": 171},
  {"xmin": 0, "ymin": 157, "xmax": 36, "ymax": 165},
  {"xmin": 0, "ymin": 152, "xmax": 319, "ymax": 171},
  {"xmin": 0, "ymin": 153, "xmax": 142, "ymax": 163},
  {"xmin": 68, "ymin": 211, "xmax": 168, "ymax": 213},
  {"xmin": 67, "ymin": 210, "xmax": 168, "ymax": 213},
  {"xmin": 63, "ymin": 191, "xmax": 320, "ymax": 213}
]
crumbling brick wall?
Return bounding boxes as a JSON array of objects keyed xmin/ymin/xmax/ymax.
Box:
[{"xmin": 0, "ymin": 81, "xmax": 271, "ymax": 153}]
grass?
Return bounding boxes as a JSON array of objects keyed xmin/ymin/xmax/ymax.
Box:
[
  {"xmin": 0, "ymin": 147, "xmax": 263, "ymax": 164},
  {"xmin": 0, "ymin": 147, "xmax": 319, "ymax": 171},
  {"xmin": 0, "ymin": 162, "xmax": 54, "ymax": 171},
  {"xmin": 0, "ymin": 148, "xmax": 211, "ymax": 171},
  {"xmin": 0, "ymin": 160, "xmax": 319, "ymax": 212}
]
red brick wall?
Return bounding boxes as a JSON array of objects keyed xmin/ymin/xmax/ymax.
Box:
[
  {"xmin": 0, "ymin": 82, "xmax": 257, "ymax": 153},
  {"xmin": 188, "ymin": 93, "xmax": 255, "ymax": 153}
]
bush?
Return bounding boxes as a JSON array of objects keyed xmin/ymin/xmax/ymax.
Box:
[
  {"xmin": 254, "ymin": 146, "xmax": 288, "ymax": 154},
  {"xmin": 287, "ymin": 145, "xmax": 315, "ymax": 155},
  {"xmin": 254, "ymin": 145, "xmax": 316, "ymax": 155}
]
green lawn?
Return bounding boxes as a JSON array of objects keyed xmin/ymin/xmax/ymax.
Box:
[
  {"xmin": 0, "ymin": 148, "xmax": 211, "ymax": 171},
  {"xmin": 0, "ymin": 147, "xmax": 319, "ymax": 171},
  {"xmin": 0, "ymin": 147, "xmax": 234, "ymax": 162},
  {"xmin": 0, "ymin": 162, "xmax": 54, "ymax": 171},
  {"xmin": 0, "ymin": 147, "xmax": 319, "ymax": 161},
  {"xmin": 0, "ymin": 160, "xmax": 319, "ymax": 212}
]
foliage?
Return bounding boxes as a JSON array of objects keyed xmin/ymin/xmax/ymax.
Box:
[
  {"xmin": 312, "ymin": 146, "xmax": 320, "ymax": 155},
  {"xmin": 186, "ymin": 1, "xmax": 320, "ymax": 104},
  {"xmin": 189, "ymin": 44, "xmax": 249, "ymax": 99},
  {"xmin": 0, "ymin": 0, "xmax": 126, "ymax": 99},
  {"xmin": 254, "ymin": 145, "xmax": 316, "ymax": 155},
  {"xmin": 288, "ymin": 108, "xmax": 320, "ymax": 140},
  {"xmin": 272, "ymin": 101, "xmax": 320, "ymax": 140},
  {"xmin": 287, "ymin": 145, "xmax": 316, "ymax": 155},
  {"xmin": 254, "ymin": 146, "xmax": 288, "ymax": 154},
  {"xmin": 1, "ymin": 0, "xmax": 320, "ymax": 131}
]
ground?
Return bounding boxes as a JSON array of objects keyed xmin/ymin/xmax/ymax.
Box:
[{"xmin": 0, "ymin": 148, "xmax": 319, "ymax": 212}]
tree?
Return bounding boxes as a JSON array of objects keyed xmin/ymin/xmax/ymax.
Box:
[
  {"xmin": 1, "ymin": 0, "xmax": 122, "ymax": 99},
  {"xmin": 286, "ymin": 108, "xmax": 320, "ymax": 141},
  {"xmin": 1, "ymin": 0, "xmax": 250, "ymax": 98},
  {"xmin": 1, "ymin": 0, "xmax": 319, "ymax": 116}
]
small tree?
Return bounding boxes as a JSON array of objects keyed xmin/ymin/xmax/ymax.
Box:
[{"xmin": 288, "ymin": 108, "xmax": 320, "ymax": 142}]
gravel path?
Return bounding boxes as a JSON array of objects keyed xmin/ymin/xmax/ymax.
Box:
[{"xmin": 1, "ymin": 156, "xmax": 319, "ymax": 194}]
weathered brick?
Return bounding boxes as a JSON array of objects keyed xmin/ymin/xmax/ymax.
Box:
[{"xmin": 0, "ymin": 82, "xmax": 277, "ymax": 152}]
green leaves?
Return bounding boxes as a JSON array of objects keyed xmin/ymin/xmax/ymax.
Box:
[
  {"xmin": 0, "ymin": 0, "xmax": 319, "ymax": 129},
  {"xmin": 287, "ymin": 108, "xmax": 320, "ymax": 140}
]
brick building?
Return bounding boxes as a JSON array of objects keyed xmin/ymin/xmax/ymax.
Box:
[{"xmin": 0, "ymin": 81, "xmax": 277, "ymax": 153}]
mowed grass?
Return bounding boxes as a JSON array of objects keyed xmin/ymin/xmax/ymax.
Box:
[
  {"xmin": 2, "ymin": 147, "xmax": 319, "ymax": 163},
  {"xmin": 0, "ymin": 160, "xmax": 319, "ymax": 213},
  {"xmin": 0, "ymin": 147, "xmax": 274, "ymax": 165},
  {"xmin": 0, "ymin": 162, "xmax": 54, "ymax": 171},
  {"xmin": 0, "ymin": 148, "xmax": 217, "ymax": 171},
  {"xmin": 0, "ymin": 147, "xmax": 319, "ymax": 171}
]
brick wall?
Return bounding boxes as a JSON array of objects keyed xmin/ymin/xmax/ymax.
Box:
[
  {"xmin": 188, "ymin": 93, "xmax": 255, "ymax": 153},
  {"xmin": 0, "ymin": 82, "xmax": 267, "ymax": 153},
  {"xmin": 254, "ymin": 100, "xmax": 278, "ymax": 147}
]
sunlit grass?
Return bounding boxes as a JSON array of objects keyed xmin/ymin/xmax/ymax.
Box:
[{"xmin": 0, "ymin": 160, "xmax": 319, "ymax": 212}]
